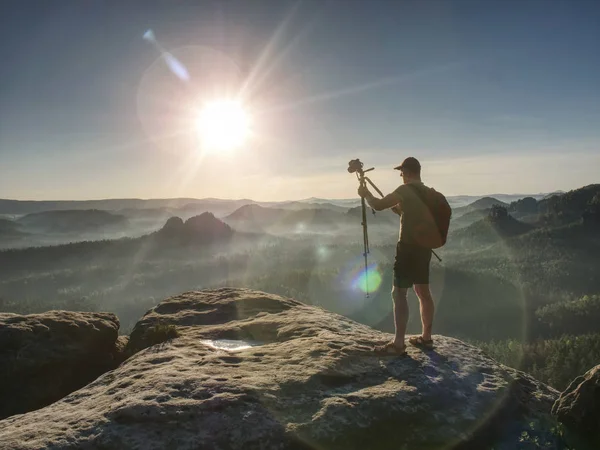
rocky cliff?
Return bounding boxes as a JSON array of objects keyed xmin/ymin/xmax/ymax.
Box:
[
  {"xmin": 0, "ymin": 289, "xmax": 565, "ymax": 449},
  {"xmin": 0, "ymin": 311, "xmax": 120, "ymax": 420},
  {"xmin": 553, "ymin": 364, "xmax": 600, "ymax": 448}
]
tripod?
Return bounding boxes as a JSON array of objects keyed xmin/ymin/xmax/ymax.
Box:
[{"xmin": 355, "ymin": 166, "xmax": 384, "ymax": 298}]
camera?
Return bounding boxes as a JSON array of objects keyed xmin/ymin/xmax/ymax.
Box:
[{"xmin": 347, "ymin": 159, "xmax": 363, "ymax": 174}]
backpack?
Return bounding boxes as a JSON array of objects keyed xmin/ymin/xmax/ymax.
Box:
[{"xmin": 408, "ymin": 185, "xmax": 452, "ymax": 249}]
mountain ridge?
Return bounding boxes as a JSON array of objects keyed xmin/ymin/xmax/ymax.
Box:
[{"xmin": 0, "ymin": 192, "xmax": 555, "ymax": 215}]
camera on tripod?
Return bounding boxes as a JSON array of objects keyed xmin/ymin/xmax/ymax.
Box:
[{"xmin": 347, "ymin": 159, "xmax": 364, "ymax": 174}]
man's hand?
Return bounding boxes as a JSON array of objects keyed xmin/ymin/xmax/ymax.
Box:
[
  {"xmin": 359, "ymin": 190, "xmax": 401, "ymax": 212},
  {"xmin": 358, "ymin": 185, "xmax": 370, "ymax": 198}
]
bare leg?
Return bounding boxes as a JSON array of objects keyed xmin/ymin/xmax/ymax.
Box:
[
  {"xmin": 392, "ymin": 286, "xmax": 409, "ymax": 347},
  {"xmin": 414, "ymin": 284, "xmax": 434, "ymax": 341}
]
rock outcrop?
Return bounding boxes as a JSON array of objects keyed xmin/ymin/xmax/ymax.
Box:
[
  {"xmin": 0, "ymin": 289, "xmax": 561, "ymax": 449},
  {"xmin": 156, "ymin": 213, "xmax": 233, "ymax": 243},
  {"xmin": 160, "ymin": 216, "xmax": 185, "ymax": 235},
  {"xmin": 553, "ymin": 364, "xmax": 600, "ymax": 447},
  {"xmin": 0, "ymin": 311, "xmax": 120, "ymax": 420}
]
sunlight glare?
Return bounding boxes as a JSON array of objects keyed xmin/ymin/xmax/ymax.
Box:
[{"xmin": 197, "ymin": 100, "xmax": 250, "ymax": 152}]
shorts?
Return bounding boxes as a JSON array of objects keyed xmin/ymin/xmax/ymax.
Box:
[{"xmin": 393, "ymin": 241, "xmax": 432, "ymax": 288}]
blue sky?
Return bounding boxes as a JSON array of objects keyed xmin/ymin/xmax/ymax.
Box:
[{"xmin": 1, "ymin": 0, "xmax": 599, "ymax": 201}]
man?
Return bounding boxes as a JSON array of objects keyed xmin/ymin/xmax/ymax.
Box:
[{"xmin": 357, "ymin": 156, "xmax": 435, "ymax": 355}]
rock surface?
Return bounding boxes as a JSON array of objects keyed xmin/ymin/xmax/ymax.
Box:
[
  {"xmin": 553, "ymin": 364, "xmax": 600, "ymax": 447},
  {"xmin": 0, "ymin": 289, "xmax": 560, "ymax": 449},
  {"xmin": 0, "ymin": 310, "xmax": 120, "ymax": 420}
]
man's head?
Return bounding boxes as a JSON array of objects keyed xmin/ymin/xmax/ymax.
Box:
[{"xmin": 394, "ymin": 157, "xmax": 421, "ymax": 183}]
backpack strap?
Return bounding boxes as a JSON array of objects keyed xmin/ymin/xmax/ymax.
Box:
[{"xmin": 407, "ymin": 184, "xmax": 432, "ymax": 213}]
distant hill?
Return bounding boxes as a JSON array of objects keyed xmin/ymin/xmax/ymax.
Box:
[
  {"xmin": 536, "ymin": 184, "xmax": 600, "ymax": 225},
  {"xmin": 501, "ymin": 184, "xmax": 600, "ymax": 228},
  {"xmin": 449, "ymin": 208, "xmax": 535, "ymax": 248},
  {"xmin": 542, "ymin": 190, "xmax": 566, "ymax": 199},
  {"xmin": 226, "ymin": 204, "xmax": 286, "ymax": 223},
  {"xmin": 17, "ymin": 210, "xmax": 128, "ymax": 234},
  {"xmin": 277, "ymin": 208, "xmax": 345, "ymax": 230},
  {"xmin": 452, "ymin": 197, "xmax": 509, "ymax": 218},
  {"xmin": 0, "ymin": 218, "xmax": 27, "ymax": 239},
  {"xmin": 223, "ymin": 205, "xmax": 288, "ymax": 232},
  {"xmin": 450, "ymin": 208, "xmax": 490, "ymax": 230},
  {"xmin": 0, "ymin": 218, "xmax": 20, "ymax": 233},
  {"xmin": 0, "ymin": 198, "xmax": 256, "ymax": 217},
  {"xmin": 225, "ymin": 204, "xmax": 348, "ymax": 232},
  {"xmin": 0, "ymin": 198, "xmax": 201, "ymax": 215},
  {"xmin": 271, "ymin": 201, "xmax": 349, "ymax": 213},
  {"xmin": 117, "ymin": 207, "xmax": 176, "ymax": 220},
  {"xmin": 177, "ymin": 200, "xmax": 257, "ymax": 218},
  {"xmin": 445, "ymin": 193, "xmax": 547, "ymax": 209},
  {"xmin": 508, "ymin": 197, "xmax": 539, "ymax": 215},
  {"xmin": 295, "ymin": 197, "xmax": 361, "ymax": 207}
]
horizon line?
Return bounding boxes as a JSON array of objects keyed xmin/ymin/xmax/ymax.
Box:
[{"xmin": 0, "ymin": 190, "xmax": 569, "ymax": 204}]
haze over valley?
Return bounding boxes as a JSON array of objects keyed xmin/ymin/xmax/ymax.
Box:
[{"xmin": 2, "ymin": 184, "xmax": 600, "ymax": 393}]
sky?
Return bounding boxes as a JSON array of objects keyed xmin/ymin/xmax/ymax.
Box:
[{"xmin": 0, "ymin": 0, "xmax": 599, "ymax": 201}]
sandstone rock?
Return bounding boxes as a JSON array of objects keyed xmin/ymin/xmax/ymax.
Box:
[
  {"xmin": 0, "ymin": 289, "xmax": 560, "ymax": 449},
  {"xmin": 155, "ymin": 213, "xmax": 233, "ymax": 244},
  {"xmin": 553, "ymin": 364, "xmax": 600, "ymax": 446},
  {"xmin": 0, "ymin": 310, "xmax": 120, "ymax": 420},
  {"xmin": 160, "ymin": 216, "xmax": 185, "ymax": 235},
  {"xmin": 183, "ymin": 213, "xmax": 233, "ymax": 240}
]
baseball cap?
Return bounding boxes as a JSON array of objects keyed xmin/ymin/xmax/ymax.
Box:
[{"xmin": 394, "ymin": 157, "xmax": 421, "ymax": 172}]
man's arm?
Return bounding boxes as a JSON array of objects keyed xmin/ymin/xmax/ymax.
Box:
[{"xmin": 363, "ymin": 191, "xmax": 402, "ymax": 212}]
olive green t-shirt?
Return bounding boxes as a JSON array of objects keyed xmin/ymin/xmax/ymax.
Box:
[{"xmin": 393, "ymin": 181, "xmax": 431, "ymax": 244}]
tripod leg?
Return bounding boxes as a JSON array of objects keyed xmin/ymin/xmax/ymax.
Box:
[
  {"xmin": 361, "ymin": 195, "xmax": 370, "ymax": 297},
  {"xmin": 365, "ymin": 177, "xmax": 385, "ymax": 198}
]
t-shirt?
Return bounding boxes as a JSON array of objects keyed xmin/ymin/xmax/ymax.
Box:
[{"xmin": 393, "ymin": 181, "xmax": 432, "ymax": 244}]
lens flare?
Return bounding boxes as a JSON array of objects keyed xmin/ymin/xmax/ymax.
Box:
[
  {"xmin": 163, "ymin": 53, "xmax": 190, "ymax": 81},
  {"xmin": 316, "ymin": 245, "xmax": 329, "ymax": 260},
  {"xmin": 353, "ymin": 264, "xmax": 383, "ymax": 293},
  {"xmin": 142, "ymin": 30, "xmax": 155, "ymax": 42},
  {"xmin": 143, "ymin": 29, "xmax": 190, "ymax": 82}
]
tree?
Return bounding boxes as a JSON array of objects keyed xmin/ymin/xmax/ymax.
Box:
[
  {"xmin": 489, "ymin": 205, "xmax": 509, "ymax": 221},
  {"xmin": 582, "ymin": 193, "xmax": 600, "ymax": 227},
  {"xmin": 510, "ymin": 196, "xmax": 538, "ymax": 213}
]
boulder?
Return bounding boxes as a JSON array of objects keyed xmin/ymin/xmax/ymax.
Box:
[
  {"xmin": 553, "ymin": 364, "xmax": 600, "ymax": 447},
  {"xmin": 0, "ymin": 310, "xmax": 120, "ymax": 420},
  {"xmin": 0, "ymin": 289, "xmax": 561, "ymax": 449}
]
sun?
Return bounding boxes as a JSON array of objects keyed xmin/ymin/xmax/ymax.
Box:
[{"xmin": 196, "ymin": 99, "xmax": 250, "ymax": 152}]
